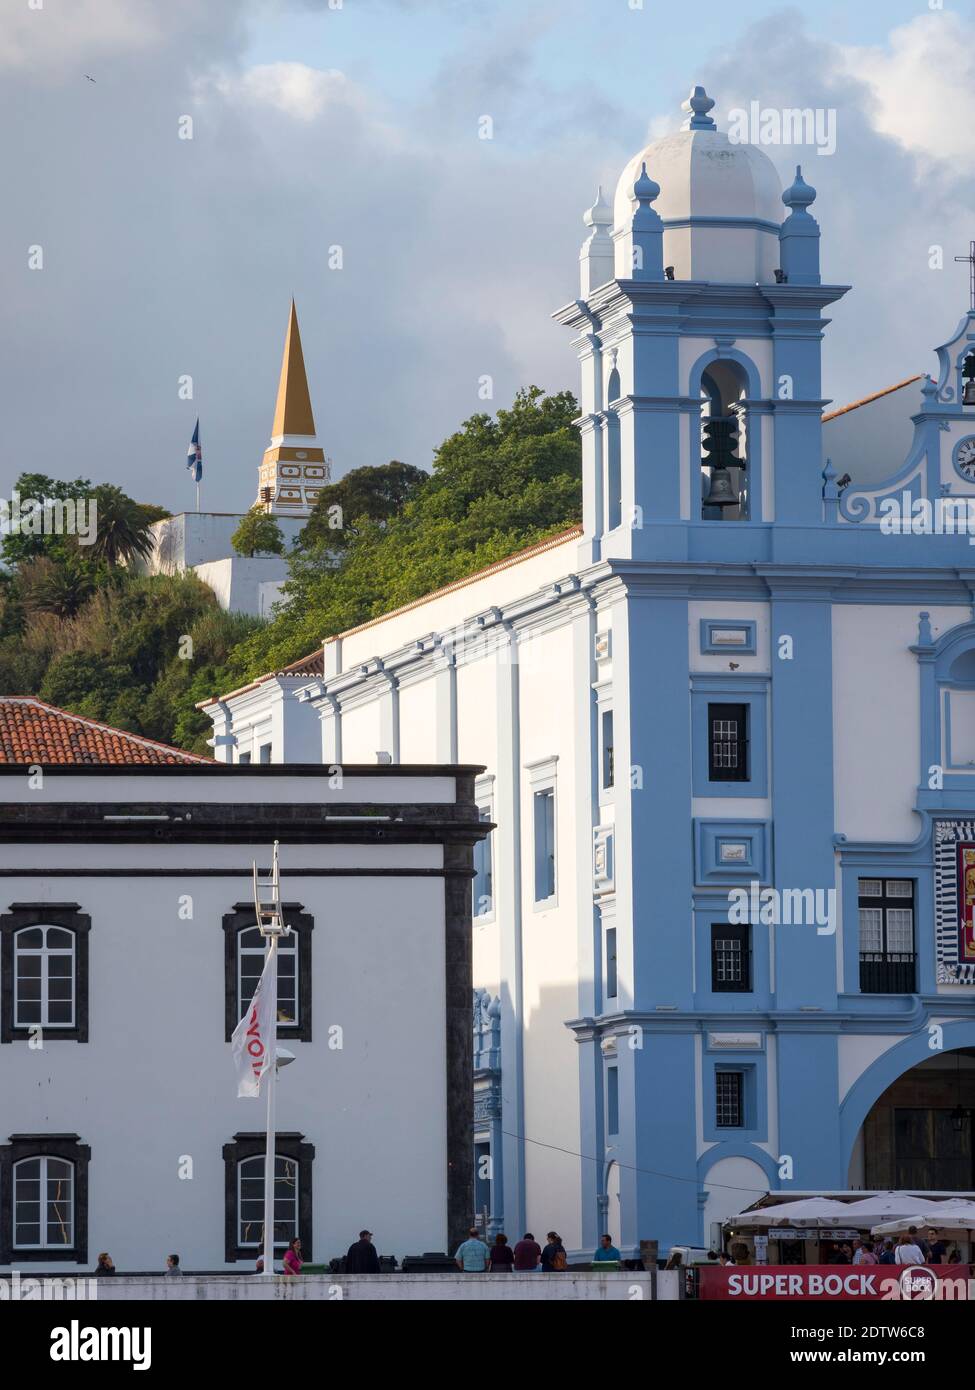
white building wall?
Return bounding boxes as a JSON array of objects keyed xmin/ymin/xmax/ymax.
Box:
[
  {"xmin": 1, "ymin": 844, "xmax": 449, "ymax": 1271},
  {"xmin": 831, "ymin": 605, "xmax": 957, "ymax": 843}
]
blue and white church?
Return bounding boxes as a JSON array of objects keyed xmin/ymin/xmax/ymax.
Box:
[{"xmin": 201, "ymin": 87, "xmax": 975, "ymax": 1258}]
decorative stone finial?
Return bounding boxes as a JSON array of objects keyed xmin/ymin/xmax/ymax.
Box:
[
  {"xmin": 681, "ymin": 85, "xmax": 717, "ymax": 131},
  {"xmin": 918, "ymin": 612, "xmax": 933, "ymax": 646},
  {"xmin": 783, "ymin": 165, "xmax": 816, "ymax": 211},
  {"xmin": 583, "ymin": 184, "xmax": 612, "ymax": 230},
  {"xmin": 632, "ymin": 161, "xmax": 660, "ymax": 205}
]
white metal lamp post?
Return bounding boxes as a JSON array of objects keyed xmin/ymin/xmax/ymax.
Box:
[{"xmin": 253, "ymin": 842, "xmax": 291, "ymax": 1277}]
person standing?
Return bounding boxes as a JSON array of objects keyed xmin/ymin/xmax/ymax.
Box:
[
  {"xmin": 345, "ymin": 1230, "xmax": 381, "ymax": 1273},
  {"xmin": 165, "ymin": 1254, "xmax": 183, "ymax": 1276},
  {"xmin": 282, "ymin": 1237, "xmax": 303, "ymax": 1276},
  {"xmin": 928, "ymin": 1230, "xmax": 946, "ymax": 1264},
  {"xmin": 93, "ymin": 1252, "xmax": 115, "ymax": 1276},
  {"xmin": 878, "ymin": 1239, "xmax": 896, "ymax": 1265},
  {"xmin": 513, "ymin": 1232, "xmax": 542, "ymax": 1271},
  {"xmin": 908, "ymin": 1226, "xmax": 931, "ymax": 1261},
  {"xmin": 454, "ymin": 1228, "xmax": 489, "ymax": 1273},
  {"xmin": 488, "ymin": 1234, "xmax": 514, "ymax": 1272},
  {"xmin": 895, "ymin": 1233, "xmax": 925, "ymax": 1266},
  {"xmin": 541, "ymin": 1231, "xmax": 567, "ymax": 1271},
  {"xmin": 593, "ymin": 1234, "xmax": 622, "ymax": 1264},
  {"xmin": 857, "ymin": 1240, "xmax": 878, "ymax": 1265}
]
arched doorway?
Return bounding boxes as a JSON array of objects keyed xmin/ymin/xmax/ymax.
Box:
[{"xmin": 848, "ymin": 1047, "xmax": 975, "ymax": 1190}]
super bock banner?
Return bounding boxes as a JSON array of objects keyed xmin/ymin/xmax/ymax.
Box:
[{"xmin": 231, "ymin": 946, "xmax": 277, "ymax": 1097}]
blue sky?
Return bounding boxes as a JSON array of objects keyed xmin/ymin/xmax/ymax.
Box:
[
  {"xmin": 245, "ymin": 1, "xmax": 927, "ymax": 114},
  {"xmin": 1, "ymin": 0, "xmax": 973, "ymax": 513}
]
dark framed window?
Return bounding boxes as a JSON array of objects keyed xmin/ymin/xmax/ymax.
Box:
[
  {"xmin": 708, "ymin": 703, "xmax": 748, "ymax": 782},
  {"xmin": 606, "ymin": 927, "xmax": 618, "ymax": 1000},
  {"xmin": 715, "ymin": 1070, "xmax": 744, "ymax": 1128},
  {"xmin": 711, "ymin": 923, "xmax": 751, "ymax": 993},
  {"xmin": 858, "ymin": 879, "xmax": 916, "ymax": 993},
  {"xmin": 607, "ymin": 1065, "xmax": 619, "ymax": 1136},
  {"xmin": 1, "ymin": 904, "xmax": 91, "ymax": 1044},
  {"xmin": 259, "ymin": 744, "xmax": 272, "ymax": 764},
  {"xmin": 0, "ymin": 1133, "xmax": 90, "ymax": 1264},
  {"xmin": 223, "ymin": 903, "xmax": 314, "ymax": 1043},
  {"xmin": 601, "ymin": 710, "xmax": 615, "ymax": 790},
  {"xmin": 238, "ymin": 752, "xmax": 252, "ymax": 765},
  {"xmin": 222, "ymin": 1132, "xmax": 314, "ymax": 1263}
]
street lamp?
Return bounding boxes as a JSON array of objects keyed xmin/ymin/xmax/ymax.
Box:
[{"xmin": 253, "ymin": 842, "xmax": 292, "ymax": 1276}]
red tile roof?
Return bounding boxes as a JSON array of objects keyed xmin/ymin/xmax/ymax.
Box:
[
  {"xmin": 822, "ymin": 376, "xmax": 923, "ymax": 423},
  {"xmin": 195, "ymin": 646, "xmax": 326, "ymax": 710},
  {"xmin": 0, "ymin": 698, "xmax": 214, "ymax": 766}
]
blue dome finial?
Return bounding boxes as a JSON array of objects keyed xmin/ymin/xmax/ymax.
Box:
[
  {"xmin": 633, "ymin": 161, "xmax": 660, "ymax": 205},
  {"xmin": 783, "ymin": 164, "xmax": 817, "ymax": 211},
  {"xmin": 681, "ymin": 85, "xmax": 717, "ymax": 131}
]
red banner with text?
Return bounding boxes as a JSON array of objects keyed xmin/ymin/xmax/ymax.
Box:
[{"xmin": 698, "ymin": 1265, "xmax": 972, "ymax": 1301}]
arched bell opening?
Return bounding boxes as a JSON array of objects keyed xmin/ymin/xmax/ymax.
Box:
[{"xmin": 700, "ymin": 360, "xmax": 749, "ymax": 521}]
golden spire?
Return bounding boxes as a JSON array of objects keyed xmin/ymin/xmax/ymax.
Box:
[{"xmin": 271, "ymin": 299, "xmax": 316, "ymax": 438}]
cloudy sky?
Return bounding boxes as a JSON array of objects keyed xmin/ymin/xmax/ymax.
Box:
[{"xmin": 2, "ymin": 0, "xmax": 972, "ymax": 513}]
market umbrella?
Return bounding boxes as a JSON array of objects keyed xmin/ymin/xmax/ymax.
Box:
[
  {"xmin": 871, "ymin": 1202, "xmax": 975, "ymax": 1237},
  {"xmin": 726, "ymin": 1197, "xmax": 852, "ymax": 1229},
  {"xmin": 840, "ymin": 1192, "xmax": 947, "ymax": 1224}
]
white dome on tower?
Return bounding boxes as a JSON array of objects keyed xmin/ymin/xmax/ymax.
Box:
[{"xmin": 613, "ymin": 87, "xmax": 783, "ymax": 284}]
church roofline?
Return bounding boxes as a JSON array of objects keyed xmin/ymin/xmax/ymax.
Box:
[{"xmin": 198, "ymin": 524, "xmax": 583, "ymax": 709}]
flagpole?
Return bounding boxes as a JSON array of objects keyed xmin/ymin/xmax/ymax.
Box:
[
  {"xmin": 196, "ymin": 479, "xmax": 201, "ymax": 513},
  {"xmin": 260, "ymin": 933, "xmax": 279, "ymax": 1276}
]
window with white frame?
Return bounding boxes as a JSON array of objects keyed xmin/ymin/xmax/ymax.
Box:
[
  {"xmin": 237, "ymin": 1153, "xmax": 298, "ymax": 1248},
  {"xmin": 14, "ymin": 925, "xmax": 75, "ymax": 1029},
  {"xmin": 13, "ymin": 1155, "xmax": 74, "ymax": 1250},
  {"xmin": 238, "ymin": 925, "xmax": 298, "ymax": 1026},
  {"xmin": 534, "ymin": 789, "xmax": 556, "ymax": 903}
]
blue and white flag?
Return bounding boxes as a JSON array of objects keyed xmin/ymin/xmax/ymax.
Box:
[{"xmin": 186, "ymin": 419, "xmax": 202, "ymax": 482}]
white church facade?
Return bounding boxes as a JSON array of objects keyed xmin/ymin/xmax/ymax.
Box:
[{"xmin": 201, "ymin": 86, "xmax": 975, "ymax": 1259}]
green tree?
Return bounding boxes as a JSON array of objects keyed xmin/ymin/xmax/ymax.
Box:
[
  {"xmin": 19, "ymin": 556, "xmax": 95, "ymax": 619},
  {"xmin": 300, "ymin": 461, "xmax": 428, "ymax": 548},
  {"xmin": 88, "ymin": 485, "xmax": 156, "ymax": 567},
  {"xmin": 231, "ymin": 508, "xmax": 285, "ymax": 558}
]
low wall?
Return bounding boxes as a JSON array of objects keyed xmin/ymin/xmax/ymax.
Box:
[{"xmin": 1, "ymin": 1273, "xmax": 656, "ymax": 1302}]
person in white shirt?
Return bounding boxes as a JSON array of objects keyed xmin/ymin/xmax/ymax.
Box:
[{"xmin": 894, "ymin": 1234, "xmax": 925, "ymax": 1265}]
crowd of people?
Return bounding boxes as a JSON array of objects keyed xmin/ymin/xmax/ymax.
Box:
[
  {"xmin": 715, "ymin": 1227, "xmax": 966, "ymax": 1267},
  {"xmin": 452, "ymin": 1229, "xmax": 622, "ymax": 1272}
]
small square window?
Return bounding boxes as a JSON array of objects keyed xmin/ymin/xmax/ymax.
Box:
[
  {"xmin": 711, "ymin": 923, "xmax": 751, "ymax": 992},
  {"xmin": 715, "ymin": 1071, "xmax": 744, "ymax": 1128},
  {"xmin": 708, "ymin": 703, "xmax": 748, "ymax": 782}
]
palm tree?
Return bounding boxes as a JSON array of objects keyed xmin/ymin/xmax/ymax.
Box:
[
  {"xmin": 88, "ymin": 486, "xmax": 155, "ymax": 567},
  {"xmin": 20, "ymin": 556, "xmax": 94, "ymax": 619}
]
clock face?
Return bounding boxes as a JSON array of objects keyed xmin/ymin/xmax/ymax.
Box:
[{"xmin": 957, "ymin": 437, "xmax": 975, "ymax": 479}]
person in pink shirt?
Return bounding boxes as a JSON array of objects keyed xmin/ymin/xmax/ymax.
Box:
[
  {"xmin": 283, "ymin": 1237, "xmax": 303, "ymax": 1276},
  {"xmin": 855, "ymin": 1239, "xmax": 878, "ymax": 1265}
]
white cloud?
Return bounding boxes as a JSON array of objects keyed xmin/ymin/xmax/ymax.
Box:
[
  {"xmin": 841, "ymin": 12, "xmax": 975, "ymax": 167},
  {"xmin": 209, "ymin": 62, "xmax": 359, "ymax": 122}
]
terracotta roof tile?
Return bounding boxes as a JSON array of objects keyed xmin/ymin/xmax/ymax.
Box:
[
  {"xmin": 822, "ymin": 376, "xmax": 923, "ymax": 423},
  {"xmin": 0, "ymin": 698, "xmax": 214, "ymax": 766}
]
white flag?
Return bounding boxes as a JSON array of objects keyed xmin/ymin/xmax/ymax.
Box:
[{"xmin": 232, "ymin": 944, "xmax": 277, "ymax": 1098}]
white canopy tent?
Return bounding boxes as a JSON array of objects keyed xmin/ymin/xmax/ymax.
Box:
[
  {"xmin": 872, "ymin": 1202, "xmax": 975, "ymax": 1238},
  {"xmin": 726, "ymin": 1197, "xmax": 853, "ymax": 1230},
  {"xmin": 839, "ymin": 1192, "xmax": 948, "ymax": 1223}
]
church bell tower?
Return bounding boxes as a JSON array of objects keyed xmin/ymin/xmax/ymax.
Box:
[{"xmin": 254, "ymin": 300, "xmax": 331, "ymax": 517}]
